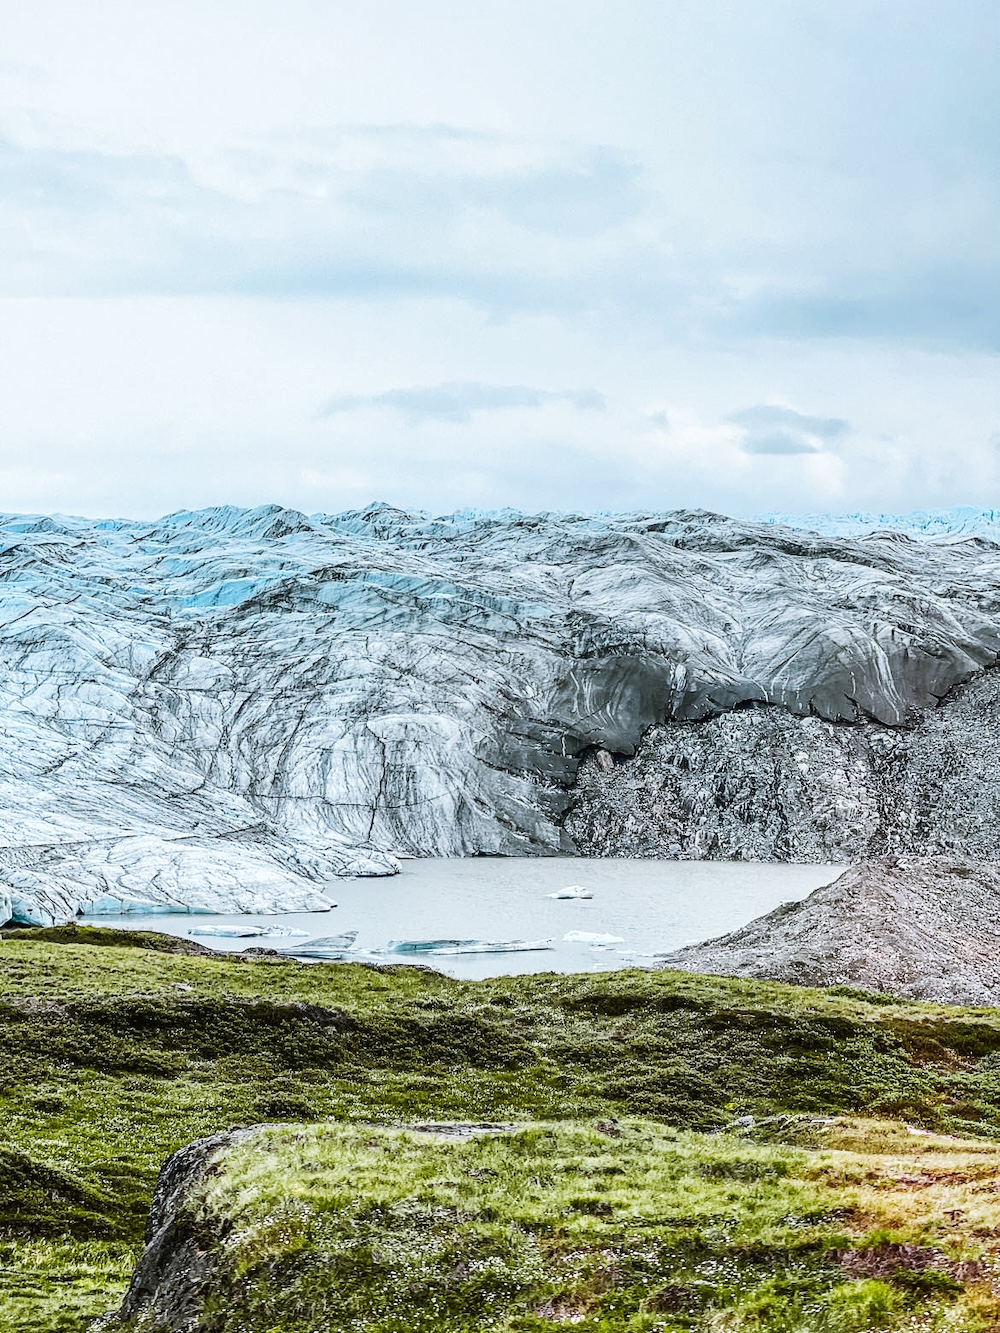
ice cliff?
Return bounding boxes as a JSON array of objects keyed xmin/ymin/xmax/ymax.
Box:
[{"xmin": 3, "ymin": 502, "xmax": 1000, "ymax": 924}]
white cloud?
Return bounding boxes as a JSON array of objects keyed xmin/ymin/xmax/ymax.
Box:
[
  {"xmin": 728, "ymin": 404, "xmax": 850, "ymax": 455},
  {"xmin": 321, "ymin": 382, "xmax": 605, "ymax": 424},
  {"xmin": 0, "ymin": 2, "xmax": 999, "ymax": 516}
]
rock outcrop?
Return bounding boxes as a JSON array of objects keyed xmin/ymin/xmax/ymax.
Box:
[
  {"xmin": 104, "ymin": 1129, "xmax": 250, "ymax": 1332},
  {"xmin": 4, "ymin": 503, "xmax": 1000, "ymax": 921},
  {"xmin": 104, "ymin": 1121, "xmax": 520, "ymax": 1331},
  {"xmin": 658, "ymin": 857, "xmax": 1000, "ymax": 1005},
  {"xmin": 567, "ymin": 670, "xmax": 1000, "ymax": 862}
]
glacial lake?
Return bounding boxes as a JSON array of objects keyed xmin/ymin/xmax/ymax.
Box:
[{"xmin": 94, "ymin": 858, "xmax": 842, "ymax": 979}]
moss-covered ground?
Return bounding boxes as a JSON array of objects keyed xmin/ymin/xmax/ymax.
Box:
[
  {"xmin": 6, "ymin": 925, "xmax": 1000, "ymax": 1329},
  {"xmin": 119, "ymin": 1118, "xmax": 1000, "ymax": 1333}
]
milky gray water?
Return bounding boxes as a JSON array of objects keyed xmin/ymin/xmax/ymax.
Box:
[{"xmin": 92, "ymin": 858, "xmax": 842, "ymax": 979}]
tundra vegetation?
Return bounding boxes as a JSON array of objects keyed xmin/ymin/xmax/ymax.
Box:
[{"xmin": 6, "ymin": 926, "xmax": 1000, "ymax": 1330}]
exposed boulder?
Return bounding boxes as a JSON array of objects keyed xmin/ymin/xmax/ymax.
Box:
[
  {"xmin": 658, "ymin": 857, "xmax": 1000, "ymax": 1004},
  {"xmin": 105, "ymin": 1129, "xmax": 252, "ymax": 1332},
  {"xmin": 103, "ymin": 1121, "xmax": 522, "ymax": 1331}
]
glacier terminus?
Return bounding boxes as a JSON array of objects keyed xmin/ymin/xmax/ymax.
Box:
[{"xmin": 4, "ymin": 502, "xmax": 1000, "ymax": 925}]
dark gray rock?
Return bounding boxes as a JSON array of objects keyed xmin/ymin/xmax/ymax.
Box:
[
  {"xmin": 102, "ymin": 1129, "xmax": 252, "ymax": 1331},
  {"xmin": 658, "ymin": 857, "xmax": 1000, "ymax": 1005},
  {"xmin": 567, "ymin": 670, "xmax": 1000, "ymax": 861}
]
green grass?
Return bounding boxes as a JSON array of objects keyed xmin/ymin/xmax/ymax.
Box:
[
  {"xmin": 0, "ymin": 1240, "xmax": 134, "ymax": 1333},
  {"xmin": 5, "ymin": 926, "xmax": 1000, "ymax": 1328},
  {"xmin": 113, "ymin": 1119, "xmax": 1000, "ymax": 1331}
]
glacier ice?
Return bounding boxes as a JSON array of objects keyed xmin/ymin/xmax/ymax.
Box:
[
  {"xmin": 3, "ymin": 501, "xmax": 1000, "ymax": 924},
  {"xmin": 763, "ymin": 506, "xmax": 1000, "ymax": 541},
  {"xmin": 386, "ymin": 938, "xmax": 555, "ymax": 955},
  {"xmin": 186, "ymin": 926, "xmax": 310, "ymax": 938}
]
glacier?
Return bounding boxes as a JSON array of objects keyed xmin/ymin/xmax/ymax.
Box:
[
  {"xmin": 3, "ymin": 501, "xmax": 1000, "ymax": 924},
  {"xmin": 762, "ymin": 505, "xmax": 1000, "ymax": 541}
]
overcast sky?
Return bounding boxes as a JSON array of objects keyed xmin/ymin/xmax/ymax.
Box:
[{"xmin": 2, "ymin": 0, "xmax": 999, "ymax": 519}]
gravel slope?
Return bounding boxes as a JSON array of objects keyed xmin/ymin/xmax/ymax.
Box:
[{"xmin": 659, "ymin": 857, "xmax": 1000, "ymax": 1004}]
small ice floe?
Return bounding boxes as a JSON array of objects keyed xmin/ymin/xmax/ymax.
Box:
[
  {"xmin": 276, "ymin": 930, "xmax": 360, "ymax": 958},
  {"xmin": 562, "ymin": 931, "xmax": 625, "ymax": 945},
  {"xmin": 546, "ymin": 885, "xmax": 593, "ymax": 899},
  {"xmin": 389, "ymin": 938, "xmax": 476, "ymax": 954},
  {"xmin": 387, "ymin": 938, "xmax": 554, "ymax": 956},
  {"xmin": 187, "ymin": 926, "xmax": 310, "ymax": 939}
]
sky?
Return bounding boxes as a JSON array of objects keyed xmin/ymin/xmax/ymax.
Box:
[{"xmin": 1, "ymin": 0, "xmax": 999, "ymax": 520}]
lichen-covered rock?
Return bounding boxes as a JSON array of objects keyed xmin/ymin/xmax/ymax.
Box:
[
  {"xmin": 4, "ymin": 503, "xmax": 1000, "ymax": 921},
  {"xmin": 658, "ymin": 857, "xmax": 1000, "ymax": 1004}
]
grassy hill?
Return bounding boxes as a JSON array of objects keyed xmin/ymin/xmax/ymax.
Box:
[{"xmin": 5, "ymin": 925, "xmax": 1000, "ymax": 1330}]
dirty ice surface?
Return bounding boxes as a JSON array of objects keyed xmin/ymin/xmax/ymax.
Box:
[{"xmin": 95, "ymin": 858, "xmax": 841, "ymax": 979}]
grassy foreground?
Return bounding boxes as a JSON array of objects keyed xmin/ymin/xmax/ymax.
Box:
[
  {"xmin": 6, "ymin": 926, "xmax": 1000, "ymax": 1329},
  {"xmin": 111, "ymin": 1117, "xmax": 1000, "ymax": 1333}
]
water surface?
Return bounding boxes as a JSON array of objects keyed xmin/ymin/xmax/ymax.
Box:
[{"xmin": 95, "ymin": 858, "xmax": 841, "ymax": 979}]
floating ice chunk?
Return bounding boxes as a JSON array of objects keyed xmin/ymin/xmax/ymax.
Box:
[
  {"xmin": 443, "ymin": 939, "xmax": 553, "ymax": 955},
  {"xmin": 295, "ymin": 949, "xmax": 385, "ymax": 963},
  {"xmin": 387, "ymin": 938, "xmax": 554, "ymax": 955},
  {"xmin": 292, "ymin": 930, "xmax": 358, "ymax": 949},
  {"xmin": 187, "ymin": 926, "xmax": 310, "ymax": 939},
  {"xmin": 563, "ymin": 930, "xmax": 625, "ymax": 945},
  {"xmin": 274, "ymin": 930, "xmax": 360, "ymax": 959},
  {"xmin": 546, "ymin": 885, "xmax": 593, "ymax": 899},
  {"xmin": 388, "ymin": 938, "xmax": 475, "ymax": 953}
]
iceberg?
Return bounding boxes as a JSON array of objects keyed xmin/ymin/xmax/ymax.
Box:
[
  {"xmin": 387, "ymin": 938, "xmax": 554, "ymax": 955},
  {"xmin": 546, "ymin": 885, "xmax": 594, "ymax": 899},
  {"xmin": 273, "ymin": 931, "xmax": 362, "ymax": 959},
  {"xmin": 563, "ymin": 931, "xmax": 625, "ymax": 945},
  {"xmin": 387, "ymin": 938, "xmax": 478, "ymax": 953},
  {"xmin": 187, "ymin": 926, "xmax": 310, "ymax": 939}
]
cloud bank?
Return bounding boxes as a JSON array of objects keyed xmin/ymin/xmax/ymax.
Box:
[
  {"xmin": 729, "ymin": 405, "xmax": 851, "ymax": 456},
  {"xmin": 1, "ymin": 110, "xmax": 998, "ymax": 352},
  {"xmin": 0, "ymin": 0, "xmax": 998, "ymax": 517},
  {"xmin": 321, "ymin": 381, "xmax": 605, "ymax": 424}
]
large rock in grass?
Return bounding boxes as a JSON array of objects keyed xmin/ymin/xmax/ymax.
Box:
[
  {"xmin": 104, "ymin": 1122, "xmax": 525, "ymax": 1332},
  {"xmin": 658, "ymin": 857, "xmax": 1000, "ymax": 1005},
  {"xmin": 105, "ymin": 1129, "xmax": 250, "ymax": 1332}
]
